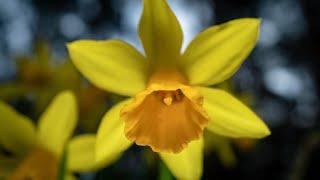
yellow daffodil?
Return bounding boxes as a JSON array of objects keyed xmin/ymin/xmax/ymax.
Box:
[
  {"xmin": 67, "ymin": 0, "xmax": 270, "ymax": 179},
  {"xmin": 78, "ymin": 85, "xmax": 110, "ymax": 132},
  {"xmin": 0, "ymin": 91, "xmax": 103, "ymax": 179},
  {"xmin": 0, "ymin": 41, "xmax": 109, "ymax": 132},
  {"xmin": 0, "ymin": 41, "xmax": 81, "ymax": 115}
]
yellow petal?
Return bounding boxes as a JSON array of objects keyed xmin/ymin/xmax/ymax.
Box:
[
  {"xmin": 0, "ymin": 101, "xmax": 36, "ymax": 155},
  {"xmin": 37, "ymin": 91, "xmax": 78, "ymax": 155},
  {"xmin": 67, "ymin": 40, "xmax": 148, "ymax": 96},
  {"xmin": 159, "ymin": 138, "xmax": 203, "ymax": 180},
  {"xmin": 139, "ymin": 0, "xmax": 183, "ymax": 65},
  {"xmin": 198, "ymin": 87, "xmax": 270, "ymax": 138},
  {"xmin": 182, "ymin": 18, "xmax": 260, "ymax": 86},
  {"xmin": 68, "ymin": 134, "xmax": 104, "ymax": 172},
  {"xmin": 96, "ymin": 100, "xmax": 133, "ymax": 164}
]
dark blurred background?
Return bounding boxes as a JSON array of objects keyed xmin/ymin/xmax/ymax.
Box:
[{"xmin": 0, "ymin": 0, "xmax": 319, "ymax": 179}]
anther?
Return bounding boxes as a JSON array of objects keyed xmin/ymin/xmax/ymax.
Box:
[
  {"xmin": 163, "ymin": 96, "xmax": 173, "ymax": 105},
  {"xmin": 174, "ymin": 90, "xmax": 181, "ymax": 101}
]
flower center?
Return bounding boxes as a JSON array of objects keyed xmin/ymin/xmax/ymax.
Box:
[
  {"xmin": 121, "ymin": 69, "xmax": 208, "ymax": 153},
  {"xmin": 19, "ymin": 64, "xmax": 52, "ymax": 86},
  {"xmin": 7, "ymin": 148, "xmax": 59, "ymax": 180}
]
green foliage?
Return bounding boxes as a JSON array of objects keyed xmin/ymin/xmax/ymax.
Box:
[
  {"xmin": 58, "ymin": 149, "xmax": 68, "ymax": 180},
  {"xmin": 158, "ymin": 160, "xmax": 174, "ymax": 180}
]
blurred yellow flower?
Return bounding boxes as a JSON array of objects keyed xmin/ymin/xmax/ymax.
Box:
[
  {"xmin": 78, "ymin": 85, "xmax": 110, "ymax": 132},
  {"xmin": 68, "ymin": 0, "xmax": 270, "ymax": 179},
  {"xmin": 0, "ymin": 91, "xmax": 103, "ymax": 179},
  {"xmin": 0, "ymin": 41, "xmax": 109, "ymax": 132},
  {"xmin": 0, "ymin": 41, "xmax": 81, "ymax": 115}
]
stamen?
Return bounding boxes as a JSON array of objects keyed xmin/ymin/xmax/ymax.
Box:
[
  {"xmin": 163, "ymin": 96, "xmax": 173, "ymax": 105},
  {"xmin": 156, "ymin": 90, "xmax": 184, "ymax": 106},
  {"xmin": 174, "ymin": 90, "xmax": 182, "ymax": 101}
]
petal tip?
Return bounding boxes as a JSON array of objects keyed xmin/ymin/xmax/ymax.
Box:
[
  {"xmin": 261, "ymin": 125, "xmax": 271, "ymax": 137},
  {"xmin": 58, "ymin": 90, "xmax": 77, "ymax": 103},
  {"xmin": 66, "ymin": 41, "xmax": 77, "ymax": 51},
  {"xmin": 66, "ymin": 41, "xmax": 81, "ymax": 61},
  {"xmin": 255, "ymin": 122, "xmax": 271, "ymax": 138},
  {"xmin": 242, "ymin": 18, "xmax": 261, "ymax": 25},
  {"xmin": 66, "ymin": 40, "xmax": 89, "ymax": 53},
  {"xmin": 249, "ymin": 18, "xmax": 261, "ymax": 31},
  {"xmin": 234, "ymin": 18, "xmax": 261, "ymax": 32}
]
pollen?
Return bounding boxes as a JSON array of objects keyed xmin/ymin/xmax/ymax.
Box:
[{"xmin": 163, "ymin": 96, "xmax": 172, "ymax": 105}]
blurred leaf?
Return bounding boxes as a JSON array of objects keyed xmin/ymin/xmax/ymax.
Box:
[
  {"xmin": 216, "ymin": 141, "xmax": 237, "ymax": 168},
  {"xmin": 58, "ymin": 149, "xmax": 68, "ymax": 180},
  {"xmin": 204, "ymin": 130, "xmax": 237, "ymax": 168},
  {"xmin": 158, "ymin": 160, "xmax": 173, "ymax": 180}
]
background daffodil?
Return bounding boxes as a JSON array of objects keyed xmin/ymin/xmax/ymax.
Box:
[
  {"xmin": 67, "ymin": 0, "xmax": 270, "ymax": 178},
  {"xmin": 0, "ymin": 41, "xmax": 81, "ymax": 116},
  {"xmin": 0, "ymin": 91, "xmax": 103, "ymax": 179},
  {"xmin": 0, "ymin": 41, "xmax": 110, "ymax": 133}
]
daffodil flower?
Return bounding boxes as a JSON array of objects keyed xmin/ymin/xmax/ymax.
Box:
[
  {"xmin": 0, "ymin": 41, "xmax": 109, "ymax": 132},
  {"xmin": 0, "ymin": 91, "xmax": 103, "ymax": 179},
  {"xmin": 67, "ymin": 0, "xmax": 270, "ymax": 179},
  {"xmin": 0, "ymin": 41, "xmax": 81, "ymax": 116}
]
